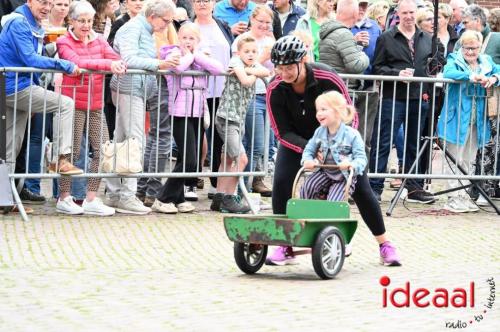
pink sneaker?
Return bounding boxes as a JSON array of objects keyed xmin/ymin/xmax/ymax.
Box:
[
  {"xmin": 380, "ymin": 241, "xmax": 402, "ymax": 266},
  {"xmin": 265, "ymin": 246, "xmax": 298, "ymax": 266}
]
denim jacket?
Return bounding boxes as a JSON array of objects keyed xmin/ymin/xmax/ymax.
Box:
[{"xmin": 301, "ymin": 122, "xmax": 367, "ymax": 178}]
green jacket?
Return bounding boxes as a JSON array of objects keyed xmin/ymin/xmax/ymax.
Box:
[{"xmin": 318, "ymin": 19, "xmax": 369, "ymax": 74}]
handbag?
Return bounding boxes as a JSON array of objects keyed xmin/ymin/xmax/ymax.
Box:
[
  {"xmin": 480, "ymin": 33, "xmax": 499, "ymax": 117},
  {"xmin": 100, "ymin": 137, "xmax": 143, "ymax": 175},
  {"xmin": 487, "ymin": 86, "xmax": 499, "ymax": 118}
]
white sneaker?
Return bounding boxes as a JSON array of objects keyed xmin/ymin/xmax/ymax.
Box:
[
  {"xmin": 115, "ymin": 196, "xmax": 151, "ymax": 215},
  {"xmin": 443, "ymin": 197, "xmax": 469, "ymax": 213},
  {"xmin": 208, "ymin": 185, "xmax": 217, "ymax": 199},
  {"xmin": 152, "ymin": 199, "xmax": 178, "ymax": 214},
  {"xmin": 56, "ymin": 196, "xmax": 84, "ymax": 215},
  {"xmin": 476, "ymin": 194, "xmax": 489, "ymax": 207},
  {"xmin": 463, "ymin": 198, "xmax": 479, "ymax": 212},
  {"xmin": 83, "ymin": 198, "xmax": 115, "ymax": 216},
  {"xmin": 177, "ymin": 201, "xmax": 195, "ymax": 213},
  {"xmin": 103, "ymin": 196, "xmax": 120, "ymax": 208},
  {"xmin": 184, "ymin": 186, "xmax": 198, "ymax": 201}
]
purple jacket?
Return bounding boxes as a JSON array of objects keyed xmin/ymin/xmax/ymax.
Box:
[{"xmin": 161, "ymin": 46, "xmax": 224, "ymax": 118}]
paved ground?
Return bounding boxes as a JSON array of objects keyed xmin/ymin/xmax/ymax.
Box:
[{"xmin": 0, "ymin": 179, "xmax": 499, "ymax": 331}]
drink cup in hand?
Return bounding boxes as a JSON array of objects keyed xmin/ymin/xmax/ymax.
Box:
[{"xmin": 405, "ymin": 68, "xmax": 415, "ymax": 77}]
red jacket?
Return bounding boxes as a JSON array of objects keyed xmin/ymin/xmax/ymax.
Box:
[{"xmin": 57, "ymin": 30, "xmax": 120, "ymax": 111}]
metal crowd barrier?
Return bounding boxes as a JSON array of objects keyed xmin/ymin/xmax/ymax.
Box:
[
  {"xmin": 0, "ymin": 67, "xmax": 270, "ymax": 220},
  {"xmin": 1, "ymin": 68, "xmax": 499, "ymax": 220}
]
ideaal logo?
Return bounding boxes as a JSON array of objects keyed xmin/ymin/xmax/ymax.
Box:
[{"xmin": 379, "ymin": 276, "xmax": 496, "ymax": 329}]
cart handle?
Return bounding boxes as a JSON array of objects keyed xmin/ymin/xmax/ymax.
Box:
[{"xmin": 291, "ymin": 165, "xmax": 354, "ymax": 201}]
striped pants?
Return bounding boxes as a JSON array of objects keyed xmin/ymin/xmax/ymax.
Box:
[{"xmin": 300, "ymin": 170, "xmax": 356, "ymax": 201}]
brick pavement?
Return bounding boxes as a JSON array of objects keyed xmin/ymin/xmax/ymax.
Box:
[{"xmin": 0, "ymin": 181, "xmax": 499, "ymax": 331}]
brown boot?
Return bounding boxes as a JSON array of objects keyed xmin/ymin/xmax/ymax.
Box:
[
  {"xmin": 48, "ymin": 155, "xmax": 83, "ymax": 175},
  {"xmin": 252, "ymin": 177, "xmax": 272, "ymax": 197}
]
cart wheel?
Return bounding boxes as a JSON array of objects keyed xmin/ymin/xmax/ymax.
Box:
[
  {"xmin": 312, "ymin": 226, "xmax": 345, "ymax": 280},
  {"xmin": 234, "ymin": 242, "xmax": 268, "ymax": 274}
]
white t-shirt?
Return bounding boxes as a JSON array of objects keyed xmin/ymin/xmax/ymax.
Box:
[{"xmin": 198, "ymin": 22, "xmax": 232, "ymax": 98}]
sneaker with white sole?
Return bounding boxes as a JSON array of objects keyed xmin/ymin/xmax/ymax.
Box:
[
  {"xmin": 115, "ymin": 196, "xmax": 151, "ymax": 215},
  {"xmin": 475, "ymin": 194, "xmax": 489, "ymax": 207},
  {"xmin": 208, "ymin": 185, "xmax": 217, "ymax": 200},
  {"xmin": 56, "ymin": 196, "xmax": 84, "ymax": 215},
  {"xmin": 176, "ymin": 201, "xmax": 195, "ymax": 213},
  {"xmin": 103, "ymin": 196, "xmax": 120, "ymax": 208},
  {"xmin": 83, "ymin": 198, "xmax": 115, "ymax": 216},
  {"xmin": 463, "ymin": 198, "xmax": 479, "ymax": 212},
  {"xmin": 151, "ymin": 199, "xmax": 178, "ymax": 214},
  {"xmin": 184, "ymin": 186, "xmax": 198, "ymax": 201},
  {"xmin": 265, "ymin": 246, "xmax": 298, "ymax": 266},
  {"xmin": 443, "ymin": 197, "xmax": 469, "ymax": 213}
]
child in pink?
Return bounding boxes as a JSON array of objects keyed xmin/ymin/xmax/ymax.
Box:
[{"xmin": 153, "ymin": 23, "xmax": 224, "ymax": 214}]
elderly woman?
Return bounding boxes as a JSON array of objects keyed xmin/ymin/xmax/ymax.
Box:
[
  {"xmin": 55, "ymin": 0, "xmax": 126, "ymax": 215},
  {"xmin": 416, "ymin": 8, "xmax": 434, "ymax": 34},
  {"xmin": 105, "ymin": 0, "xmax": 179, "ymax": 215},
  {"xmin": 193, "ymin": 0, "xmax": 233, "ymax": 199},
  {"xmin": 296, "ymin": 0, "xmax": 335, "ymax": 62},
  {"xmin": 459, "ymin": 4, "xmax": 500, "ymax": 204},
  {"xmin": 437, "ymin": 30, "xmax": 500, "ymax": 213}
]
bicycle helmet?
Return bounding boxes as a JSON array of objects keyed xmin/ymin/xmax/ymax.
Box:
[{"xmin": 271, "ymin": 36, "xmax": 307, "ymax": 65}]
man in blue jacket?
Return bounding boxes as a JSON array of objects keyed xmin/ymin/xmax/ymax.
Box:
[{"xmin": 0, "ymin": 0, "xmax": 81, "ymax": 175}]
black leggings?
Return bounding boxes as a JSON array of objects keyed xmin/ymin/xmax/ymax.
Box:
[
  {"xmin": 206, "ymin": 98, "xmax": 223, "ymax": 188},
  {"xmin": 272, "ymin": 145, "xmax": 386, "ymax": 236},
  {"xmin": 157, "ymin": 116, "xmax": 203, "ymax": 204}
]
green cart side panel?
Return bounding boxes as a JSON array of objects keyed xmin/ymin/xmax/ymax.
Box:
[
  {"xmin": 286, "ymin": 199, "xmax": 350, "ymax": 220},
  {"xmin": 223, "ymin": 215, "xmax": 357, "ymax": 247}
]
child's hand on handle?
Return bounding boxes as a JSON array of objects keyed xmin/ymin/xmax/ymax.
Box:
[{"xmin": 303, "ymin": 160, "xmax": 317, "ymax": 171}]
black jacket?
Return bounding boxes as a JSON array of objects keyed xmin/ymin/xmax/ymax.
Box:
[
  {"xmin": 0, "ymin": 0, "xmax": 25, "ymax": 32},
  {"xmin": 372, "ymin": 25, "xmax": 444, "ymax": 100},
  {"xmin": 107, "ymin": 13, "xmax": 130, "ymax": 47},
  {"xmin": 266, "ymin": 62, "xmax": 351, "ymax": 153}
]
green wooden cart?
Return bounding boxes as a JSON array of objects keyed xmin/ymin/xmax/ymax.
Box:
[{"xmin": 224, "ymin": 166, "xmax": 358, "ymax": 279}]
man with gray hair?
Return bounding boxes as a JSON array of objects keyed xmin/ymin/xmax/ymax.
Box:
[
  {"xmin": 0, "ymin": 0, "xmax": 81, "ymax": 176},
  {"xmin": 460, "ymin": 4, "xmax": 500, "ymax": 63},
  {"xmin": 449, "ymin": 0, "xmax": 468, "ymax": 35},
  {"xmin": 319, "ymin": 0, "xmax": 369, "ymax": 75},
  {"xmin": 106, "ymin": 0, "xmax": 180, "ymax": 215}
]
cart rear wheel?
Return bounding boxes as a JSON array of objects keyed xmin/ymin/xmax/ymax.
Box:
[
  {"xmin": 312, "ymin": 226, "xmax": 345, "ymax": 279},
  {"xmin": 234, "ymin": 243, "xmax": 268, "ymax": 274}
]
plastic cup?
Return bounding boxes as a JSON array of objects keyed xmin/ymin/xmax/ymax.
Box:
[{"xmin": 406, "ymin": 68, "xmax": 415, "ymax": 77}]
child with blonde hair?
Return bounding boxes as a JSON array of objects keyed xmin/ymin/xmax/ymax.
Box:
[
  {"xmin": 152, "ymin": 22, "xmax": 224, "ymax": 214},
  {"xmin": 300, "ymin": 91, "xmax": 367, "ymax": 201},
  {"xmin": 212, "ymin": 33, "xmax": 271, "ymax": 213}
]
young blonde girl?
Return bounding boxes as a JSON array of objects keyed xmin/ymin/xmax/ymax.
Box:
[
  {"xmin": 153, "ymin": 23, "xmax": 224, "ymax": 214},
  {"xmin": 300, "ymin": 91, "xmax": 367, "ymax": 201}
]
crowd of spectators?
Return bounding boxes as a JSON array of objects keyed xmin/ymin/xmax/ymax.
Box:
[{"xmin": 0, "ymin": 0, "xmax": 499, "ymax": 216}]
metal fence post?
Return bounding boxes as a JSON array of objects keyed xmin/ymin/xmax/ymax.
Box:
[{"xmin": 0, "ymin": 69, "xmax": 6, "ymax": 161}]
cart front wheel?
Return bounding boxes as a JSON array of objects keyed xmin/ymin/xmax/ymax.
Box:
[
  {"xmin": 312, "ymin": 227, "xmax": 345, "ymax": 279},
  {"xmin": 234, "ymin": 242, "xmax": 268, "ymax": 274}
]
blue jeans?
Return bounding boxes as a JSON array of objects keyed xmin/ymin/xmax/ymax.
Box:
[
  {"xmin": 395, "ymin": 125, "xmax": 404, "ymax": 167},
  {"xmin": 52, "ymin": 136, "xmax": 89, "ymax": 200},
  {"xmin": 369, "ymin": 99, "xmax": 429, "ymax": 194},
  {"xmin": 24, "ymin": 113, "xmax": 52, "ymax": 194},
  {"xmin": 243, "ymin": 94, "xmax": 266, "ymax": 172}
]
